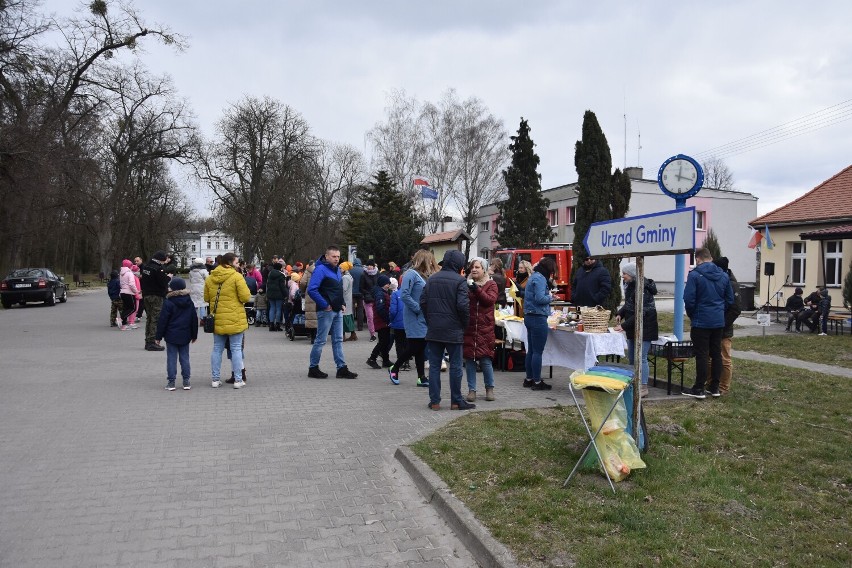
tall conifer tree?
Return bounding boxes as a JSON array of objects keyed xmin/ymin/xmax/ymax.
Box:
[
  {"xmin": 572, "ymin": 110, "xmax": 630, "ymax": 313},
  {"xmin": 344, "ymin": 170, "xmax": 423, "ymax": 264},
  {"xmin": 495, "ymin": 119, "xmax": 554, "ymax": 248}
]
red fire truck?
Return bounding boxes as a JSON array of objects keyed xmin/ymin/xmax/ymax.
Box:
[{"xmin": 495, "ymin": 245, "xmax": 574, "ymax": 302}]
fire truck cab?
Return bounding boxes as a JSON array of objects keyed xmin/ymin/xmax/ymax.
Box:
[{"xmin": 495, "ymin": 245, "xmax": 574, "ymax": 302}]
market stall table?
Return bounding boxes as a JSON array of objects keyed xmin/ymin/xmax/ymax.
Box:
[{"xmin": 497, "ymin": 318, "xmax": 627, "ymax": 372}]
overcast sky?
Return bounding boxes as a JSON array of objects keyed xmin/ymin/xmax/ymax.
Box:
[{"xmin": 46, "ymin": 0, "xmax": 852, "ymax": 218}]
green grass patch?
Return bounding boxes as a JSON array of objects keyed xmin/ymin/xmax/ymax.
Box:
[
  {"xmin": 734, "ymin": 334, "xmax": 852, "ymax": 369},
  {"xmin": 657, "ymin": 311, "xmax": 691, "ymax": 334},
  {"xmin": 412, "ymin": 360, "xmax": 852, "ymax": 567}
]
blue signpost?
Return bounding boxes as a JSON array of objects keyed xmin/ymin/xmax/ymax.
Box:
[{"xmin": 657, "ymin": 155, "xmax": 704, "ymax": 340}]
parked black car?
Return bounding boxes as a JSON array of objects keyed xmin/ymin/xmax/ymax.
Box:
[{"xmin": 1, "ymin": 268, "xmax": 68, "ymax": 308}]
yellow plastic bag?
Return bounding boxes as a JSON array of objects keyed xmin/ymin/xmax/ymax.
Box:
[{"xmin": 571, "ymin": 371, "xmax": 646, "ymax": 481}]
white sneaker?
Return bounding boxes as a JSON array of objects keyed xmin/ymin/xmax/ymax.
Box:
[
  {"xmin": 211, "ymin": 380, "xmax": 221, "ymax": 388},
  {"xmin": 183, "ymin": 385, "xmax": 191, "ymax": 390},
  {"xmin": 115, "ymin": 317, "xmax": 122, "ymax": 327},
  {"xmin": 233, "ymin": 380, "xmax": 245, "ymax": 389},
  {"xmin": 129, "ymin": 324, "xmax": 139, "ymax": 329},
  {"xmin": 119, "ymin": 325, "xmax": 128, "ymax": 331},
  {"xmin": 818, "ymin": 332, "xmax": 827, "ymax": 336}
]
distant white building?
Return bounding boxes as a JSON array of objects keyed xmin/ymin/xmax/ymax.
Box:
[
  {"xmin": 170, "ymin": 230, "xmax": 240, "ymax": 268},
  {"xmin": 472, "ymin": 167, "xmax": 759, "ymax": 292}
]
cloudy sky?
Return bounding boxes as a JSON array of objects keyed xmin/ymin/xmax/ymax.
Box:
[{"xmin": 46, "ymin": 0, "xmax": 852, "ymax": 217}]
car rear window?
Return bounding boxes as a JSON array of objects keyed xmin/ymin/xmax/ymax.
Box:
[{"xmin": 9, "ymin": 269, "xmax": 44, "ymax": 277}]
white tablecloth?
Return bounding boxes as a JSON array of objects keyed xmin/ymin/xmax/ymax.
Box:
[{"xmin": 500, "ymin": 320, "xmax": 627, "ymax": 371}]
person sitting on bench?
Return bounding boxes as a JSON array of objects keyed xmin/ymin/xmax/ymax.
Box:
[
  {"xmin": 797, "ymin": 288, "xmax": 822, "ymax": 333},
  {"xmin": 784, "ymin": 287, "xmax": 804, "ymax": 332}
]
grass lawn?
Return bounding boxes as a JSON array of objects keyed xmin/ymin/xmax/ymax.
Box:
[{"xmin": 411, "ymin": 359, "xmax": 851, "ymax": 567}]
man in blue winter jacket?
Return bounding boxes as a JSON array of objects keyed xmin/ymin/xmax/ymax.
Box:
[
  {"xmin": 307, "ymin": 245, "xmax": 358, "ymax": 379},
  {"xmin": 682, "ymin": 248, "xmax": 735, "ymax": 399}
]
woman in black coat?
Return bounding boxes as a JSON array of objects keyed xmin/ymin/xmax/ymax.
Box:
[{"xmin": 614, "ymin": 263, "xmax": 658, "ymax": 397}]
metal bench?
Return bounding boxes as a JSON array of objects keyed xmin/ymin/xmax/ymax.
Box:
[{"xmin": 827, "ymin": 314, "xmax": 848, "ymax": 335}]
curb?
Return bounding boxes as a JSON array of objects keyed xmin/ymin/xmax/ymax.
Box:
[{"xmin": 394, "ymin": 446, "xmax": 521, "ymax": 568}]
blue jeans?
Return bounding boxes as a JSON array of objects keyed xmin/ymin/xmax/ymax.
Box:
[
  {"xmin": 196, "ymin": 305, "xmax": 207, "ymax": 320},
  {"xmin": 211, "ymin": 332, "xmax": 243, "ymax": 380},
  {"xmin": 465, "ymin": 357, "xmax": 494, "ymax": 391},
  {"xmin": 427, "ymin": 341, "xmax": 463, "ymax": 405},
  {"xmin": 268, "ymin": 299, "xmax": 283, "ymax": 324},
  {"xmin": 524, "ymin": 314, "xmax": 549, "ymax": 380},
  {"xmin": 166, "ymin": 342, "xmax": 191, "ymax": 385},
  {"xmin": 310, "ymin": 309, "xmax": 345, "ymax": 369},
  {"xmin": 626, "ymin": 339, "xmax": 651, "ymax": 385}
]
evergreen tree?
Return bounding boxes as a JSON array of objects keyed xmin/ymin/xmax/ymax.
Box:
[
  {"xmin": 703, "ymin": 228, "xmax": 723, "ymax": 261},
  {"xmin": 572, "ymin": 110, "xmax": 628, "ymax": 314},
  {"xmin": 344, "ymin": 171, "xmax": 423, "ymax": 265},
  {"xmin": 494, "ymin": 119, "xmax": 554, "ymax": 248},
  {"xmin": 842, "ymin": 259, "xmax": 852, "ymax": 314}
]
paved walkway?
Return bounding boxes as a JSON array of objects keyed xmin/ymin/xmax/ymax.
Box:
[
  {"xmin": 0, "ymin": 290, "xmax": 568, "ymax": 568},
  {"xmin": 1, "ymin": 291, "xmax": 847, "ymax": 567}
]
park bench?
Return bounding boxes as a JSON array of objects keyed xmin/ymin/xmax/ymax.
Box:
[
  {"xmin": 72, "ymin": 273, "xmax": 91, "ymax": 287},
  {"xmin": 826, "ymin": 313, "xmax": 849, "ymax": 335}
]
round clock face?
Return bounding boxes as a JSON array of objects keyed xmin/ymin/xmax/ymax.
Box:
[{"xmin": 661, "ymin": 159, "xmax": 699, "ymax": 194}]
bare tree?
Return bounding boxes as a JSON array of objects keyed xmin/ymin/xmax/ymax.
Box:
[
  {"xmin": 702, "ymin": 156, "xmax": 736, "ymax": 191},
  {"xmin": 196, "ymin": 96, "xmax": 315, "ymax": 262}
]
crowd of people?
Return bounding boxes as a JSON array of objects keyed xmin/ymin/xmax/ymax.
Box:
[
  {"xmin": 784, "ymin": 286, "xmax": 833, "ymax": 335},
  {"xmin": 106, "ymin": 243, "xmax": 769, "ymax": 404}
]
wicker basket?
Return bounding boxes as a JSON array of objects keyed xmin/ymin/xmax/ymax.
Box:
[{"xmin": 579, "ymin": 305, "xmax": 611, "ymax": 333}]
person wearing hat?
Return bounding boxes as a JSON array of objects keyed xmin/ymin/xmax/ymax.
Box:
[
  {"xmin": 118, "ymin": 259, "xmax": 139, "ymax": 331},
  {"xmin": 140, "ymin": 250, "xmax": 177, "ymax": 351},
  {"xmin": 339, "ymin": 261, "xmax": 357, "ymax": 341},
  {"xmin": 188, "ymin": 257, "xmax": 209, "ymax": 322},
  {"xmin": 366, "ymin": 274, "xmax": 393, "ymax": 369},
  {"xmin": 784, "ymin": 287, "xmax": 805, "ymax": 332},
  {"xmin": 571, "ymin": 255, "xmax": 612, "ymax": 308},
  {"xmin": 614, "ymin": 262, "xmax": 659, "ymax": 398},
  {"xmin": 155, "ymin": 277, "xmax": 198, "ymax": 391},
  {"xmin": 361, "ymin": 259, "xmax": 379, "ymax": 341}
]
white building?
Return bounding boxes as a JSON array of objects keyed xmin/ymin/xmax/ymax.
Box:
[
  {"xmin": 472, "ymin": 168, "xmax": 759, "ymax": 292},
  {"xmin": 170, "ymin": 230, "xmax": 240, "ymax": 268}
]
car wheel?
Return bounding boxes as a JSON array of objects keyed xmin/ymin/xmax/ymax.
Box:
[
  {"xmin": 45, "ymin": 291, "xmax": 56, "ymax": 306},
  {"xmin": 59, "ymin": 287, "xmax": 68, "ymax": 303}
]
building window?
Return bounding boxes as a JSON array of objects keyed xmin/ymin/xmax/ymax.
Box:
[
  {"xmin": 207, "ymin": 241, "xmax": 211, "ymax": 249},
  {"xmin": 696, "ymin": 211, "xmax": 706, "ymax": 230},
  {"xmin": 480, "ymin": 247, "xmax": 490, "ymax": 260},
  {"xmin": 224, "ymin": 242, "xmax": 229, "ymax": 250},
  {"xmin": 480, "ymin": 221, "xmax": 489, "ymax": 232},
  {"xmin": 191, "ymin": 244, "xmax": 196, "ymax": 252},
  {"xmin": 790, "ymin": 241, "xmax": 806, "ymax": 285},
  {"xmin": 215, "ymin": 241, "xmax": 220, "ymax": 250},
  {"xmin": 825, "ymin": 240, "xmax": 843, "ymax": 286},
  {"xmin": 546, "ymin": 208, "xmax": 559, "ymax": 227},
  {"xmin": 566, "ymin": 206, "xmax": 576, "ymax": 225}
]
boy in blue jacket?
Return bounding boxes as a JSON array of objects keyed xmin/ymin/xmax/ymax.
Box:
[
  {"xmin": 107, "ymin": 270, "xmax": 122, "ymax": 327},
  {"xmin": 155, "ymin": 278, "xmax": 198, "ymax": 391}
]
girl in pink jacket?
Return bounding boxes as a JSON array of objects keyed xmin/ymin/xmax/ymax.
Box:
[{"xmin": 118, "ymin": 260, "xmax": 139, "ymax": 330}]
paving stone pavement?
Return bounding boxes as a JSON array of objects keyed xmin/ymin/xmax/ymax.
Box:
[{"xmin": 0, "ymin": 290, "xmax": 576, "ymax": 568}]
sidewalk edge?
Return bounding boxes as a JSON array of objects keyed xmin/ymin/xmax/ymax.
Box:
[{"xmin": 394, "ymin": 445, "xmax": 522, "ymax": 568}]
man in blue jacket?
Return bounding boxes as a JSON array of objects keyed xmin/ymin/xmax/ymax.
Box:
[
  {"xmin": 682, "ymin": 248, "xmax": 735, "ymax": 399},
  {"xmin": 420, "ymin": 250, "xmax": 472, "ymax": 411},
  {"xmin": 307, "ymin": 245, "xmax": 358, "ymax": 379}
]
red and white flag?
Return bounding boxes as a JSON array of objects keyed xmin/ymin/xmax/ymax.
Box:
[{"xmin": 747, "ymin": 228, "xmax": 763, "ymax": 249}]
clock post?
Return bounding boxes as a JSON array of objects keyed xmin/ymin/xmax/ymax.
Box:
[{"xmin": 657, "ymin": 154, "xmax": 704, "ymax": 340}]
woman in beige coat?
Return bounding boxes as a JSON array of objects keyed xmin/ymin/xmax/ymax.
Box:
[{"xmin": 299, "ymin": 262, "xmax": 317, "ymax": 343}]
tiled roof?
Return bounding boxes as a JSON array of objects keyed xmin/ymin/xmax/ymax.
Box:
[
  {"xmin": 799, "ymin": 223, "xmax": 852, "ymax": 239},
  {"xmin": 749, "ymin": 165, "xmax": 852, "ymax": 225},
  {"xmin": 421, "ymin": 230, "xmax": 470, "ymax": 245}
]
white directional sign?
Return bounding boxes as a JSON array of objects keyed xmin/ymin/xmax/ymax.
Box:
[{"xmin": 583, "ymin": 207, "xmax": 696, "ymax": 257}]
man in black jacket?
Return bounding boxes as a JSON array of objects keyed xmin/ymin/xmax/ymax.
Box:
[
  {"xmin": 140, "ymin": 250, "xmax": 177, "ymax": 351},
  {"xmin": 420, "ymin": 250, "xmax": 472, "ymax": 411},
  {"xmin": 571, "ymin": 256, "xmax": 612, "ymax": 307}
]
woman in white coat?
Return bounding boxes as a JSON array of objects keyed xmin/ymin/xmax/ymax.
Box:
[{"xmin": 188, "ymin": 257, "xmax": 209, "ymax": 321}]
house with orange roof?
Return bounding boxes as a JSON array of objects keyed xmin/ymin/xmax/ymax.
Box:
[{"xmin": 748, "ymin": 165, "xmax": 852, "ymax": 306}]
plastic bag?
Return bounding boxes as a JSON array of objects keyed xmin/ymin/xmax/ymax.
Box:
[{"xmin": 571, "ymin": 369, "xmax": 646, "ymax": 481}]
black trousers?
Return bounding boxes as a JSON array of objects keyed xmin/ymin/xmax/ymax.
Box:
[
  {"xmin": 120, "ymin": 293, "xmax": 136, "ymax": 325},
  {"xmin": 691, "ymin": 326, "xmax": 723, "ymax": 391},
  {"xmin": 369, "ymin": 327, "xmax": 392, "ymax": 363},
  {"xmin": 353, "ymin": 295, "xmax": 365, "ymax": 331},
  {"xmin": 392, "ymin": 328, "xmax": 407, "ymax": 362},
  {"xmin": 391, "ymin": 337, "xmax": 426, "ymax": 378}
]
